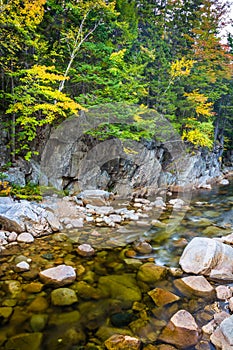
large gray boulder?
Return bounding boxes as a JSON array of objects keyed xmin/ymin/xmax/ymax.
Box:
[
  {"xmin": 179, "ymin": 237, "xmax": 233, "ymax": 280},
  {"xmin": 0, "ymin": 198, "xmax": 60, "ymax": 235}
]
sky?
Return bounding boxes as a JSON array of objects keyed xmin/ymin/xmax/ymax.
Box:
[{"xmin": 220, "ymin": 0, "xmax": 233, "ymax": 42}]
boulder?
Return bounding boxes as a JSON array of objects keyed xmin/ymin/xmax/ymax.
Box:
[
  {"xmin": 220, "ymin": 314, "xmax": 233, "ymax": 345},
  {"xmin": 174, "ymin": 276, "xmax": 215, "ymax": 298},
  {"xmin": 51, "ymin": 288, "xmax": 78, "ymax": 306},
  {"xmin": 179, "ymin": 237, "xmax": 233, "ymax": 280},
  {"xmin": 0, "ymin": 199, "xmax": 59, "ymax": 235},
  {"xmin": 211, "ymin": 329, "xmax": 233, "ymax": 349},
  {"xmin": 158, "ymin": 310, "xmax": 200, "ymax": 348},
  {"xmin": 77, "ymin": 189, "xmax": 114, "ymax": 206},
  {"xmin": 104, "ymin": 334, "xmax": 141, "ymax": 350},
  {"xmin": 39, "ymin": 265, "xmax": 76, "ymax": 286}
]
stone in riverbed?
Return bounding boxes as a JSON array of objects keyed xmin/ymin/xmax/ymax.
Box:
[
  {"xmin": 220, "ymin": 314, "xmax": 233, "ymax": 345},
  {"xmin": 39, "ymin": 264, "xmax": 76, "ymax": 286},
  {"xmin": 74, "ymin": 281, "xmax": 101, "ymax": 299},
  {"xmin": 137, "ymin": 263, "xmax": 168, "ymax": 284},
  {"xmin": 48, "ymin": 310, "xmax": 81, "ymax": 327},
  {"xmin": 5, "ymin": 332, "xmax": 43, "ymax": 350},
  {"xmin": 15, "ymin": 261, "xmax": 30, "ymax": 272},
  {"xmin": 104, "ymin": 334, "xmax": 141, "ymax": 350},
  {"xmin": 219, "ymin": 179, "xmax": 229, "ymax": 185},
  {"xmin": 148, "ymin": 288, "xmax": 180, "ymax": 307},
  {"xmin": 23, "ymin": 282, "xmax": 43, "ymax": 294},
  {"xmin": 210, "ymin": 320, "xmax": 233, "ymax": 350},
  {"xmin": 28, "ymin": 296, "xmax": 49, "ymax": 312},
  {"xmin": 76, "ymin": 189, "xmax": 114, "ymax": 206},
  {"xmin": 3, "ymin": 280, "xmax": 22, "ymax": 298},
  {"xmin": 174, "ymin": 276, "xmax": 215, "ymax": 298},
  {"xmin": 179, "ymin": 237, "xmax": 233, "ymax": 280},
  {"xmin": 98, "ymin": 274, "xmax": 141, "ymax": 308},
  {"xmin": 76, "ymin": 243, "xmax": 95, "ymax": 257},
  {"xmin": 215, "ymin": 285, "xmax": 232, "ymax": 300},
  {"xmin": 30, "ymin": 314, "xmax": 48, "ymax": 332},
  {"xmin": 17, "ymin": 232, "xmax": 34, "ymax": 243},
  {"xmin": 51, "ymin": 288, "xmax": 78, "ymax": 306},
  {"xmin": 133, "ymin": 241, "xmax": 153, "ymax": 254},
  {"xmin": 158, "ymin": 310, "xmax": 200, "ymax": 348},
  {"xmin": 0, "ymin": 307, "xmax": 13, "ymax": 324},
  {"xmin": 45, "ymin": 211, "xmax": 61, "ymax": 231}
]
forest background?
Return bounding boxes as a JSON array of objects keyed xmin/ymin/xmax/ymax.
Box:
[{"xmin": 0, "ymin": 0, "xmax": 233, "ymax": 162}]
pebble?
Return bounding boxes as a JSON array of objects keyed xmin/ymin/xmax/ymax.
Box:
[{"xmin": 15, "ymin": 261, "xmax": 30, "ymax": 272}]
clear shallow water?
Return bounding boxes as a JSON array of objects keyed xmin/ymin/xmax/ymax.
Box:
[{"xmin": 0, "ymin": 179, "xmax": 232, "ymax": 349}]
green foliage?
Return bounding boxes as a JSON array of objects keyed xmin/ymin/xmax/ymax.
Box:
[
  {"xmin": 10, "ymin": 183, "xmax": 42, "ymax": 201},
  {"xmin": 0, "ymin": 0, "xmax": 232, "ymax": 161}
]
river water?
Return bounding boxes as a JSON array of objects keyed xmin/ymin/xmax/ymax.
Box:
[{"xmin": 0, "ymin": 180, "xmax": 232, "ymax": 349}]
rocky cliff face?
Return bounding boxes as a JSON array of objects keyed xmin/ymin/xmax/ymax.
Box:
[
  {"xmin": 39, "ymin": 112, "xmax": 223, "ymax": 197},
  {"xmin": 1, "ymin": 110, "xmax": 225, "ymax": 197}
]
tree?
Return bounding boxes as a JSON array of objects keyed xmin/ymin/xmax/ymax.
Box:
[{"xmin": 6, "ymin": 65, "xmax": 82, "ymax": 159}]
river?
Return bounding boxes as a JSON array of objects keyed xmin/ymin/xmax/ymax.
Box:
[{"xmin": 0, "ymin": 180, "xmax": 232, "ymax": 349}]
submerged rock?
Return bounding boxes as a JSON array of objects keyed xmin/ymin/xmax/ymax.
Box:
[
  {"xmin": 39, "ymin": 264, "xmax": 76, "ymax": 286},
  {"xmin": 5, "ymin": 332, "xmax": 43, "ymax": 350},
  {"xmin": 159, "ymin": 310, "xmax": 200, "ymax": 348},
  {"xmin": 0, "ymin": 307, "xmax": 13, "ymax": 325},
  {"xmin": 104, "ymin": 334, "xmax": 141, "ymax": 350},
  {"xmin": 51, "ymin": 288, "xmax": 78, "ymax": 306},
  {"xmin": 137, "ymin": 263, "xmax": 168, "ymax": 284},
  {"xmin": 98, "ymin": 274, "xmax": 141, "ymax": 307},
  {"xmin": 148, "ymin": 288, "xmax": 180, "ymax": 307},
  {"xmin": 76, "ymin": 243, "xmax": 95, "ymax": 257},
  {"xmin": 30, "ymin": 314, "xmax": 48, "ymax": 332},
  {"xmin": 48, "ymin": 310, "xmax": 81, "ymax": 327}
]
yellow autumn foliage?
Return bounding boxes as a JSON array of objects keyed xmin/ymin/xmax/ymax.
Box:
[
  {"xmin": 184, "ymin": 90, "xmax": 214, "ymax": 117},
  {"xmin": 0, "ymin": 181, "xmax": 11, "ymax": 196},
  {"xmin": 170, "ymin": 57, "xmax": 195, "ymax": 78}
]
